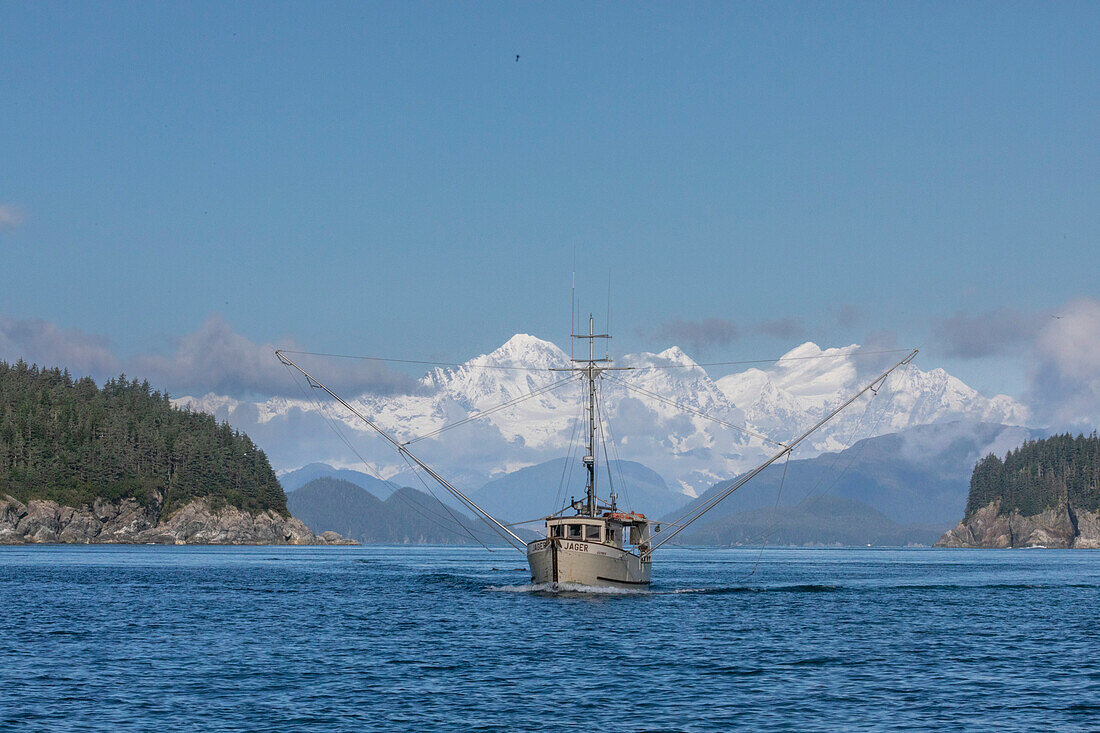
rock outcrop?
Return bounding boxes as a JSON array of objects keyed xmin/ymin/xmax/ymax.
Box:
[
  {"xmin": 0, "ymin": 495, "xmax": 356, "ymax": 545},
  {"xmin": 936, "ymin": 500, "xmax": 1100, "ymax": 549}
]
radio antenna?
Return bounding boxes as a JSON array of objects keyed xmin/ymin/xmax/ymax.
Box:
[
  {"xmin": 606, "ymin": 272, "xmax": 612, "ymax": 360},
  {"xmin": 570, "ymin": 270, "xmax": 576, "ymax": 361}
]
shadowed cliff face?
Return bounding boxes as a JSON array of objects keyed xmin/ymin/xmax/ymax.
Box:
[
  {"xmin": 936, "ymin": 501, "xmax": 1100, "ymax": 549},
  {"xmin": 0, "ymin": 495, "xmax": 355, "ymax": 545}
]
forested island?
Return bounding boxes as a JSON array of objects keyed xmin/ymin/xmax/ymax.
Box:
[
  {"xmin": 937, "ymin": 433, "xmax": 1100, "ymax": 548},
  {"xmin": 0, "ymin": 360, "xmax": 351, "ymax": 544}
]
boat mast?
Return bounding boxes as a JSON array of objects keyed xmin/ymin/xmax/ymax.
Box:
[
  {"xmin": 584, "ymin": 314, "xmax": 598, "ymax": 516},
  {"xmin": 553, "ymin": 312, "xmax": 632, "ymax": 517}
]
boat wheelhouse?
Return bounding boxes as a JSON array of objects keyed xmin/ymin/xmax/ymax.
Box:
[{"xmin": 526, "ymin": 511, "xmax": 656, "ymax": 588}]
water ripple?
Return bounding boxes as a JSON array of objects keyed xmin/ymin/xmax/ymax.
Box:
[{"xmin": 2, "ymin": 545, "xmax": 1098, "ymax": 732}]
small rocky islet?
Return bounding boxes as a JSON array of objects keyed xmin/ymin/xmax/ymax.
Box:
[
  {"xmin": 937, "ymin": 432, "xmax": 1100, "ymax": 548},
  {"xmin": 0, "ymin": 494, "xmax": 352, "ymax": 545}
]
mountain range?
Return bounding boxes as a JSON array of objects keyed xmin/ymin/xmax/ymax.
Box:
[
  {"xmin": 667, "ymin": 421, "xmax": 1042, "ymax": 543},
  {"xmin": 285, "ymin": 477, "xmax": 505, "ymax": 545},
  {"xmin": 176, "ymin": 334, "xmax": 1029, "ymax": 498},
  {"xmin": 682, "ymin": 495, "xmax": 940, "ymax": 547},
  {"xmin": 280, "ymin": 421, "xmax": 1040, "ymax": 546}
]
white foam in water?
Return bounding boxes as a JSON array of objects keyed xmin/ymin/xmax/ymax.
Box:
[
  {"xmin": 486, "ymin": 581, "xmax": 650, "ymax": 595},
  {"xmin": 486, "ymin": 583, "xmax": 551, "ymax": 593}
]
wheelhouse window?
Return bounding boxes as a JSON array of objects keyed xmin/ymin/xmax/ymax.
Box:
[
  {"xmin": 585, "ymin": 525, "xmax": 601, "ymax": 541},
  {"xmin": 567, "ymin": 524, "xmax": 583, "ymax": 539},
  {"xmin": 550, "ymin": 525, "xmax": 564, "ymax": 538}
]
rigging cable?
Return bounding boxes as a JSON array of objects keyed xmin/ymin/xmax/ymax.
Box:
[
  {"xmin": 275, "ymin": 346, "xmax": 917, "ymax": 374},
  {"xmin": 397, "ymin": 450, "xmax": 496, "ymax": 552},
  {"xmin": 744, "ymin": 450, "xmax": 791, "ymax": 580},
  {"xmin": 736, "ymin": 370, "xmax": 895, "ymax": 549},
  {"xmin": 404, "ymin": 373, "xmax": 580, "ymax": 445},
  {"xmin": 279, "ymin": 361, "xmax": 497, "ymax": 549},
  {"xmin": 597, "ymin": 378, "xmax": 633, "ymax": 511},
  {"xmin": 604, "ymin": 373, "xmax": 785, "ymax": 448},
  {"xmin": 739, "ymin": 394, "xmax": 876, "ymax": 548},
  {"xmin": 626, "ymin": 348, "xmax": 917, "ymax": 371},
  {"xmin": 282, "ymin": 364, "xmax": 493, "ymax": 548},
  {"xmin": 649, "ymin": 348, "xmax": 917, "ymax": 549},
  {"xmin": 798, "ymin": 380, "xmax": 894, "ymax": 507},
  {"xmin": 553, "ymin": 381, "xmax": 586, "ymax": 513},
  {"xmin": 597, "ymin": 384, "xmax": 618, "ymax": 505},
  {"xmin": 275, "ymin": 349, "xmax": 565, "ymax": 372}
]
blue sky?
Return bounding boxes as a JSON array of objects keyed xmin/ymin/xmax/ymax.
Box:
[{"xmin": 1, "ymin": 2, "xmax": 1098, "ymax": 417}]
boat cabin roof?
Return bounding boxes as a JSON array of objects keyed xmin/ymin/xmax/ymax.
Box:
[
  {"xmin": 546, "ymin": 517, "xmax": 610, "ymax": 531},
  {"xmin": 546, "ymin": 512, "xmax": 648, "ymax": 527}
]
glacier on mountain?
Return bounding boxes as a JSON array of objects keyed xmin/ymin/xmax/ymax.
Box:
[{"xmin": 174, "ymin": 334, "xmax": 1029, "ymax": 497}]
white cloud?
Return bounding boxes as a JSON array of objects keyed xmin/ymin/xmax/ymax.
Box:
[
  {"xmin": 933, "ymin": 307, "xmax": 1047, "ymax": 358},
  {"xmin": 131, "ymin": 314, "xmax": 418, "ymax": 398},
  {"xmin": 651, "ymin": 317, "xmax": 741, "ymax": 353},
  {"xmin": 923, "ymin": 298, "xmax": 1100, "ymax": 430},
  {"xmin": 647, "ymin": 316, "xmax": 808, "ymax": 354},
  {"xmin": 1027, "ymin": 298, "xmax": 1100, "ymax": 429},
  {"xmin": 0, "ymin": 205, "xmax": 23, "ymax": 231},
  {"xmin": 0, "ymin": 315, "xmax": 121, "ymax": 376},
  {"xmin": 0, "ymin": 312, "xmax": 417, "ymax": 399},
  {"xmin": 756, "ymin": 318, "xmax": 806, "ymax": 340}
]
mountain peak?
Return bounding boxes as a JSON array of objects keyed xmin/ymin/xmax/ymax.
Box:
[
  {"xmin": 480, "ymin": 333, "xmax": 569, "ymax": 367},
  {"xmin": 780, "ymin": 341, "xmax": 826, "ymax": 359},
  {"xmin": 656, "ymin": 345, "xmax": 697, "ymax": 365},
  {"xmin": 501, "ymin": 332, "xmax": 550, "ymax": 349},
  {"xmin": 777, "ymin": 341, "xmax": 860, "ymax": 363}
]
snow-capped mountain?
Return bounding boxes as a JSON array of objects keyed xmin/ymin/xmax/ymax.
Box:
[
  {"xmin": 175, "ymin": 334, "xmax": 1028, "ymax": 497},
  {"xmin": 714, "ymin": 342, "xmax": 1030, "ymax": 453}
]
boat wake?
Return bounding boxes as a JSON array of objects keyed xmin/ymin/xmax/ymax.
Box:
[
  {"xmin": 486, "ymin": 582, "xmax": 650, "ymax": 595},
  {"xmin": 487, "ymin": 582, "xmax": 843, "ymax": 596},
  {"xmin": 671, "ymin": 583, "xmax": 839, "ymax": 595}
]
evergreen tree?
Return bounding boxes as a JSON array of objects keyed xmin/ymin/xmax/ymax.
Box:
[
  {"xmin": 964, "ymin": 432, "xmax": 1100, "ymax": 518},
  {"xmin": 0, "ymin": 361, "xmax": 287, "ymax": 516}
]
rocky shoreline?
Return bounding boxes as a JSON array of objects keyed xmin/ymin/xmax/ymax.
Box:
[
  {"xmin": 935, "ymin": 500, "xmax": 1100, "ymax": 549},
  {"xmin": 0, "ymin": 495, "xmax": 356, "ymax": 545}
]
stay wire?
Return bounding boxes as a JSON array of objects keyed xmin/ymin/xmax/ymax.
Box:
[
  {"xmin": 604, "ymin": 374, "xmax": 784, "ymax": 448},
  {"xmin": 628, "ymin": 348, "xmax": 917, "ymax": 371},
  {"xmin": 744, "ymin": 450, "xmax": 791, "ymax": 580},
  {"xmin": 283, "ymin": 365, "xmax": 487, "ymax": 543},
  {"xmin": 554, "ymin": 382, "xmax": 587, "ymax": 513},
  {"xmin": 734, "ymin": 373, "xmax": 894, "ymax": 549},
  {"xmin": 553, "ymin": 393, "xmax": 579, "ymax": 511},
  {"xmin": 789, "ymin": 380, "xmax": 883, "ymax": 507},
  {"xmin": 279, "ymin": 362, "xmax": 501, "ymax": 548},
  {"xmin": 276, "ymin": 349, "xmax": 564, "ymax": 372},
  {"xmin": 596, "ymin": 383, "xmax": 617, "ymax": 505},
  {"xmin": 597, "ymin": 379, "xmax": 633, "ymax": 511},
  {"xmin": 276, "ymin": 347, "xmax": 916, "ymax": 374},
  {"xmin": 392, "ymin": 447, "xmax": 525, "ymax": 553},
  {"xmin": 799, "ymin": 382, "xmax": 894, "ymax": 507},
  {"xmin": 405, "ymin": 373, "xmax": 580, "ymax": 445},
  {"xmin": 397, "ymin": 451, "xmax": 495, "ymax": 552}
]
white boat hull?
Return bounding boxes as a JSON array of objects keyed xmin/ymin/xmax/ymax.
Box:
[{"xmin": 526, "ymin": 538, "xmax": 651, "ymax": 589}]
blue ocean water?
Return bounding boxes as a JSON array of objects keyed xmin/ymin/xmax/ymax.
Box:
[{"xmin": 1, "ymin": 546, "xmax": 1098, "ymax": 732}]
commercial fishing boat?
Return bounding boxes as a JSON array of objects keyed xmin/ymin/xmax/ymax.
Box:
[{"xmin": 277, "ymin": 316, "xmax": 916, "ymax": 589}]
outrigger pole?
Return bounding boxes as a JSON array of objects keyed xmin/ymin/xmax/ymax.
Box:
[
  {"xmin": 275, "ymin": 351, "xmax": 528, "ymax": 552},
  {"xmin": 644, "ymin": 348, "xmax": 918, "ymax": 557}
]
